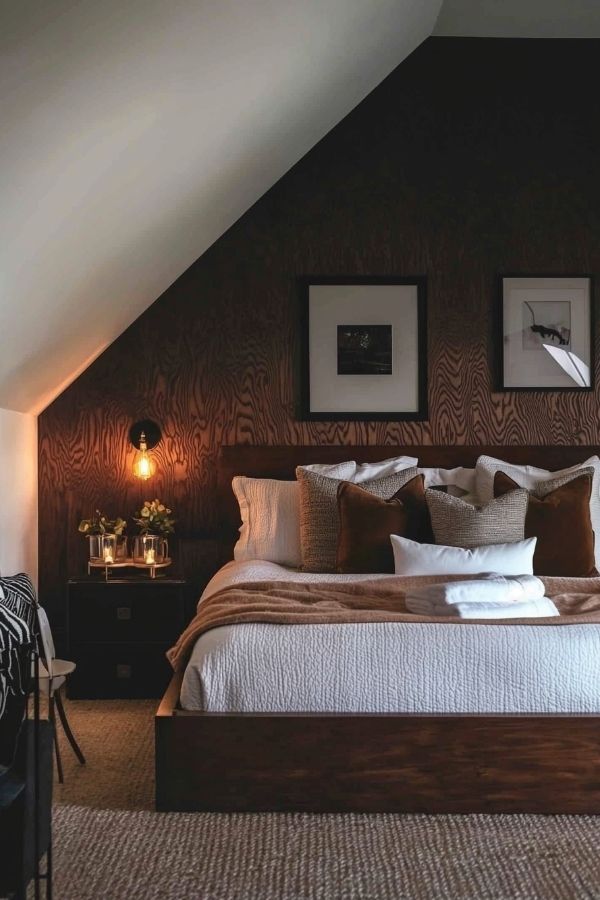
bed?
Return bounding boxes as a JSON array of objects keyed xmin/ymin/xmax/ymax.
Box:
[{"xmin": 156, "ymin": 444, "xmax": 600, "ymax": 813}]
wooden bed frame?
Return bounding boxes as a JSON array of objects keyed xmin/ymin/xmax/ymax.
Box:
[{"xmin": 156, "ymin": 445, "xmax": 600, "ymax": 813}]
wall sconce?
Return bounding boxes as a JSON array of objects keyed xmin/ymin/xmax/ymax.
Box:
[{"xmin": 129, "ymin": 419, "xmax": 161, "ymax": 480}]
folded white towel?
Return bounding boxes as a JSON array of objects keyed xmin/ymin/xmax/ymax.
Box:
[
  {"xmin": 406, "ymin": 574, "xmax": 545, "ymax": 612},
  {"xmin": 409, "ymin": 596, "xmax": 559, "ymax": 619}
]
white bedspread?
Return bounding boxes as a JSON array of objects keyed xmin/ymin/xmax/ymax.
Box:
[{"xmin": 179, "ymin": 560, "xmax": 600, "ymax": 713}]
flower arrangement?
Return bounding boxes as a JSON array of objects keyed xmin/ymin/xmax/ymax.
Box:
[
  {"xmin": 78, "ymin": 510, "xmax": 127, "ymax": 536},
  {"xmin": 133, "ymin": 499, "xmax": 175, "ymax": 535}
]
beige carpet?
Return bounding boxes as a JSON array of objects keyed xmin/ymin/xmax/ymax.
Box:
[
  {"xmin": 47, "ymin": 699, "xmax": 600, "ymax": 900},
  {"xmin": 53, "ymin": 699, "xmax": 155, "ymax": 811}
]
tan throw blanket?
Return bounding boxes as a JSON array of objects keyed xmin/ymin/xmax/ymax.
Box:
[{"xmin": 167, "ymin": 574, "xmax": 600, "ymax": 671}]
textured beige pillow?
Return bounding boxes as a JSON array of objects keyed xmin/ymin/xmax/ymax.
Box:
[
  {"xmin": 425, "ymin": 488, "xmax": 529, "ymax": 549},
  {"xmin": 296, "ymin": 466, "xmax": 419, "ymax": 572}
]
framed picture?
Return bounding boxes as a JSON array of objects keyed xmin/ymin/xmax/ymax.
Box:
[
  {"xmin": 299, "ymin": 277, "xmax": 427, "ymax": 420},
  {"xmin": 498, "ymin": 275, "xmax": 593, "ymax": 391}
]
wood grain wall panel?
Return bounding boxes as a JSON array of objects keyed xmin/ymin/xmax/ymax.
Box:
[{"xmin": 38, "ymin": 38, "xmax": 600, "ymax": 622}]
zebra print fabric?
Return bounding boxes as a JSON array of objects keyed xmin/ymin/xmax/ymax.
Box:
[
  {"xmin": 0, "ymin": 574, "xmax": 37, "ymax": 725},
  {"xmin": 0, "ymin": 573, "xmax": 37, "ymax": 633}
]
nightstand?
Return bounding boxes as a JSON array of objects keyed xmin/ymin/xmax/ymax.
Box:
[{"xmin": 67, "ymin": 576, "xmax": 188, "ymax": 699}]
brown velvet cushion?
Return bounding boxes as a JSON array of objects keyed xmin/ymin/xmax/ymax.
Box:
[
  {"xmin": 493, "ymin": 470, "xmax": 596, "ymax": 577},
  {"xmin": 336, "ymin": 475, "xmax": 433, "ymax": 574}
]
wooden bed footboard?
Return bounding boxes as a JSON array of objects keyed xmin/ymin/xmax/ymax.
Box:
[{"xmin": 156, "ymin": 673, "xmax": 600, "ymax": 813}]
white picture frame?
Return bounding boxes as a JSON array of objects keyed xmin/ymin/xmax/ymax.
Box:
[
  {"xmin": 300, "ymin": 278, "xmax": 427, "ymax": 420},
  {"xmin": 499, "ymin": 276, "xmax": 593, "ymax": 391}
]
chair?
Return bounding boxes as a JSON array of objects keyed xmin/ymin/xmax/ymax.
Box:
[
  {"xmin": 0, "ymin": 718, "xmax": 54, "ymax": 900},
  {"xmin": 36, "ymin": 605, "xmax": 85, "ymax": 783},
  {"xmin": 0, "ymin": 608, "xmax": 53, "ymax": 900}
]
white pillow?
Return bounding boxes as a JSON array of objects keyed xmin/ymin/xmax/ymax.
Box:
[
  {"xmin": 475, "ymin": 454, "xmax": 600, "ymax": 566},
  {"xmin": 391, "ymin": 534, "xmax": 536, "ymax": 577},
  {"xmin": 302, "ymin": 461, "xmax": 358, "ymax": 479},
  {"xmin": 232, "ymin": 461, "xmax": 356, "ymax": 566},
  {"xmin": 233, "ymin": 477, "xmax": 301, "ymax": 566},
  {"xmin": 354, "ymin": 455, "xmax": 418, "ymax": 484},
  {"xmin": 418, "ymin": 466, "xmax": 476, "ymax": 496}
]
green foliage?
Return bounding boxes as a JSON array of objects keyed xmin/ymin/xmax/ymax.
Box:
[
  {"xmin": 133, "ymin": 499, "xmax": 176, "ymax": 535},
  {"xmin": 78, "ymin": 511, "xmax": 127, "ymax": 536}
]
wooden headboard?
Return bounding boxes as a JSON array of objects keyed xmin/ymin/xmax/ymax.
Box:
[{"xmin": 217, "ymin": 444, "xmax": 600, "ymax": 555}]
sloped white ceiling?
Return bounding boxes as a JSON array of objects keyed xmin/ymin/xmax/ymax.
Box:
[
  {"xmin": 0, "ymin": 0, "xmax": 442, "ymax": 414},
  {"xmin": 435, "ymin": 0, "xmax": 600, "ymax": 37}
]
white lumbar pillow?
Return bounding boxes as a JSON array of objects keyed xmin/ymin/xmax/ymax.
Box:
[
  {"xmin": 475, "ymin": 454, "xmax": 600, "ymax": 566},
  {"xmin": 390, "ymin": 534, "xmax": 537, "ymax": 577},
  {"xmin": 232, "ymin": 460, "xmax": 357, "ymax": 567}
]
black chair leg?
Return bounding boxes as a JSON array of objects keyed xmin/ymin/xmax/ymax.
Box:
[
  {"xmin": 46, "ymin": 838, "xmax": 53, "ymax": 900},
  {"xmin": 48, "ymin": 696, "xmax": 63, "ymax": 784},
  {"xmin": 55, "ymin": 689, "xmax": 86, "ymax": 766}
]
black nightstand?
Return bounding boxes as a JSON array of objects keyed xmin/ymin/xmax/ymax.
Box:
[{"xmin": 67, "ymin": 576, "xmax": 188, "ymax": 699}]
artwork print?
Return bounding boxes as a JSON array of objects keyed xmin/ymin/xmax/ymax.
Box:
[
  {"xmin": 499, "ymin": 276, "xmax": 592, "ymax": 391},
  {"xmin": 522, "ymin": 301, "xmax": 571, "ymax": 350},
  {"xmin": 337, "ymin": 324, "xmax": 393, "ymax": 375},
  {"xmin": 301, "ymin": 278, "xmax": 427, "ymax": 420}
]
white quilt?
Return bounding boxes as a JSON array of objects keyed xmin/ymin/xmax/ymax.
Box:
[{"xmin": 179, "ymin": 560, "xmax": 600, "ymax": 713}]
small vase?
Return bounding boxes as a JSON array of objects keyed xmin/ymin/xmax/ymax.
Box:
[{"xmin": 132, "ymin": 534, "xmax": 168, "ymax": 566}]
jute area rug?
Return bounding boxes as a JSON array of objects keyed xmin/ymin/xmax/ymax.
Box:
[{"xmin": 48, "ymin": 699, "xmax": 600, "ymax": 900}]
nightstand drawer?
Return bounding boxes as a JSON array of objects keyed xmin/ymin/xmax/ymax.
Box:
[
  {"xmin": 68, "ymin": 642, "xmax": 173, "ymax": 699},
  {"xmin": 69, "ymin": 585, "xmax": 186, "ymax": 643}
]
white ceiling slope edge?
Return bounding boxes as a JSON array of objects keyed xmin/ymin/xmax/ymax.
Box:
[
  {"xmin": 0, "ymin": 0, "xmax": 442, "ymax": 414},
  {"xmin": 435, "ymin": 0, "xmax": 600, "ymax": 37}
]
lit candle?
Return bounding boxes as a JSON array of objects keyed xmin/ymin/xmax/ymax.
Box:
[
  {"xmin": 145, "ymin": 548, "xmax": 155, "ymax": 565},
  {"xmin": 103, "ymin": 549, "xmax": 114, "ymax": 564}
]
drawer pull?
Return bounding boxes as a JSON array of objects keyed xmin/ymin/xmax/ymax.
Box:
[
  {"xmin": 116, "ymin": 606, "xmax": 132, "ymax": 621},
  {"xmin": 116, "ymin": 664, "xmax": 132, "ymax": 679}
]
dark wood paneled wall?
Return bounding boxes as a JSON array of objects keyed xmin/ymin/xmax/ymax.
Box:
[{"xmin": 38, "ymin": 38, "xmax": 600, "ymax": 622}]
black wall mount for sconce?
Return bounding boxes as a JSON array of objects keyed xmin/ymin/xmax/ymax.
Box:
[{"xmin": 129, "ymin": 419, "xmax": 162, "ymax": 450}]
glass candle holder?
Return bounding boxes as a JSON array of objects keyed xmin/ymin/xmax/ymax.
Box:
[
  {"xmin": 132, "ymin": 534, "xmax": 168, "ymax": 566},
  {"xmin": 115, "ymin": 535, "xmax": 128, "ymax": 561},
  {"xmin": 88, "ymin": 533, "xmax": 119, "ymax": 565}
]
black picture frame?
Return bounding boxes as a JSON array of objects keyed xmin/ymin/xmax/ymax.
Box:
[
  {"xmin": 299, "ymin": 276, "xmax": 428, "ymax": 421},
  {"xmin": 496, "ymin": 274, "xmax": 594, "ymax": 392}
]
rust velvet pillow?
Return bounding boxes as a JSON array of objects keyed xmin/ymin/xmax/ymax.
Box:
[
  {"xmin": 336, "ymin": 475, "xmax": 433, "ymax": 574},
  {"xmin": 493, "ymin": 470, "xmax": 596, "ymax": 577}
]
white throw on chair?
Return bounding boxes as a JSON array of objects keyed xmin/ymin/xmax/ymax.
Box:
[{"xmin": 36, "ymin": 604, "xmax": 86, "ymax": 783}]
